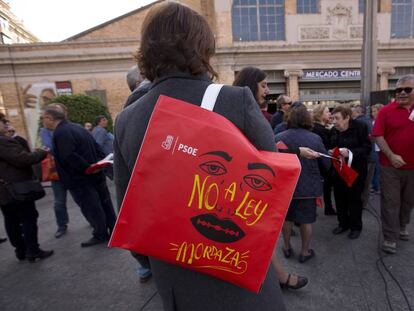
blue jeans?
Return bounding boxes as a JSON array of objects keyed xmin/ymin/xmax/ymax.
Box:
[
  {"xmin": 130, "ymin": 251, "xmax": 151, "ymax": 278},
  {"xmin": 138, "ymin": 267, "xmax": 152, "ymax": 278},
  {"xmin": 371, "ymin": 152, "xmax": 381, "ymax": 191},
  {"xmin": 51, "ymin": 181, "xmax": 69, "ymax": 230}
]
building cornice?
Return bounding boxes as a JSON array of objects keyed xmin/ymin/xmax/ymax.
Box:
[{"xmin": 216, "ymin": 41, "xmax": 414, "ymax": 55}]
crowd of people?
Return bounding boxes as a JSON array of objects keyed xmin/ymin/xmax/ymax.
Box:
[
  {"xmin": 0, "ymin": 102, "xmax": 117, "ymax": 256},
  {"xmin": 0, "ymin": 2, "xmax": 413, "ymax": 310}
]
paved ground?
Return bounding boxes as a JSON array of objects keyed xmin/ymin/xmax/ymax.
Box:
[{"xmin": 0, "ymin": 181, "xmax": 413, "ymax": 311}]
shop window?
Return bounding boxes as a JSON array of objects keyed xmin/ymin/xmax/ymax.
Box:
[
  {"xmin": 232, "ymin": 0, "xmax": 285, "ymax": 41},
  {"xmin": 391, "ymin": 0, "xmax": 414, "ymax": 38},
  {"xmin": 297, "ymin": 0, "xmax": 319, "ymax": 14}
]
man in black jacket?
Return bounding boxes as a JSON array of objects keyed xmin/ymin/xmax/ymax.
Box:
[
  {"xmin": 42, "ymin": 104, "xmax": 116, "ymax": 247},
  {"xmin": 0, "ymin": 117, "xmax": 53, "ymax": 261}
]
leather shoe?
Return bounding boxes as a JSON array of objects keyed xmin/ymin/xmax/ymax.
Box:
[
  {"xmin": 332, "ymin": 226, "xmax": 349, "ymax": 235},
  {"xmin": 15, "ymin": 249, "xmax": 26, "ymax": 261},
  {"xmin": 348, "ymin": 230, "xmax": 361, "ymax": 240},
  {"xmin": 54, "ymin": 226, "xmax": 67, "ymax": 239},
  {"xmin": 27, "ymin": 249, "xmax": 54, "ymax": 262},
  {"xmin": 298, "ymin": 249, "xmax": 315, "ymax": 263},
  {"xmin": 280, "ymin": 274, "xmax": 308, "ymax": 290},
  {"xmin": 81, "ymin": 237, "xmax": 106, "ymax": 247}
]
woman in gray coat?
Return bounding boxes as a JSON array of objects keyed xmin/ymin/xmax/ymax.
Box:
[{"xmin": 113, "ymin": 2, "xmax": 285, "ymax": 311}]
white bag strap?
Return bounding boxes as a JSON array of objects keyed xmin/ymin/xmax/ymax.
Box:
[
  {"xmin": 347, "ymin": 149, "xmax": 353, "ymax": 167},
  {"xmin": 200, "ymin": 84, "xmax": 224, "ymax": 111},
  {"xmin": 339, "ymin": 148, "xmax": 353, "ymax": 167}
]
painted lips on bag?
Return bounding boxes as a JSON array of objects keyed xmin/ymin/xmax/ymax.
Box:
[{"xmin": 191, "ymin": 213, "xmax": 245, "ymax": 243}]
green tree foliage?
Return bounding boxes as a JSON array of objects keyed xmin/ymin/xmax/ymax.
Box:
[{"xmin": 51, "ymin": 94, "xmax": 113, "ymax": 132}]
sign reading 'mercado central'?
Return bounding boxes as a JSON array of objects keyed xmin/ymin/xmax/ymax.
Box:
[{"xmin": 302, "ymin": 69, "xmax": 361, "ymax": 80}]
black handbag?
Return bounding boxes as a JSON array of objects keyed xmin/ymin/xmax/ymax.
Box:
[{"xmin": 0, "ymin": 179, "xmax": 45, "ymax": 206}]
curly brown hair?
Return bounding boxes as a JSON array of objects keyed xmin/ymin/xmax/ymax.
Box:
[{"xmin": 136, "ymin": 2, "xmax": 217, "ymax": 81}]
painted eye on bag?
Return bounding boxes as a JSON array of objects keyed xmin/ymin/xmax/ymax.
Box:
[
  {"xmin": 243, "ymin": 174, "xmax": 272, "ymax": 191},
  {"xmin": 199, "ymin": 161, "xmax": 227, "ymax": 176}
]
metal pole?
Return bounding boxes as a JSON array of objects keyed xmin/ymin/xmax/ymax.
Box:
[{"xmin": 360, "ymin": 0, "xmax": 378, "ymax": 114}]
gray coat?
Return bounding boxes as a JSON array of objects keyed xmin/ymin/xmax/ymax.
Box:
[{"xmin": 114, "ymin": 73, "xmax": 285, "ymax": 311}]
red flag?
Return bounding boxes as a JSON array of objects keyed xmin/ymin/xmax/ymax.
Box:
[
  {"xmin": 316, "ymin": 197, "xmax": 323, "ymax": 208},
  {"xmin": 332, "ymin": 147, "xmax": 358, "ymax": 187},
  {"xmin": 85, "ymin": 153, "xmax": 113, "ymax": 174},
  {"xmin": 276, "ymin": 140, "xmax": 288, "ymax": 150}
]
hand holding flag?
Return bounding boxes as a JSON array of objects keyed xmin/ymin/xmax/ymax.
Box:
[
  {"xmin": 331, "ymin": 147, "xmax": 358, "ymax": 187},
  {"xmin": 85, "ymin": 153, "xmax": 113, "ymax": 175}
]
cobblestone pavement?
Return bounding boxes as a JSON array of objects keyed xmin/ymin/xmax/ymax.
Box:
[{"xmin": 0, "ymin": 181, "xmax": 413, "ymax": 311}]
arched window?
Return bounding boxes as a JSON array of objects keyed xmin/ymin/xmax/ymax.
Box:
[
  {"xmin": 232, "ymin": 0, "xmax": 285, "ymax": 41},
  {"xmin": 391, "ymin": 0, "xmax": 414, "ymax": 38}
]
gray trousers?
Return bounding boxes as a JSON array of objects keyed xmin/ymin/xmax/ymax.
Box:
[{"xmin": 381, "ymin": 166, "xmax": 414, "ymax": 242}]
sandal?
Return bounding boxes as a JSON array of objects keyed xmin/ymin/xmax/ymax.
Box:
[
  {"xmin": 298, "ymin": 249, "xmax": 315, "ymax": 263},
  {"xmin": 279, "ymin": 274, "xmax": 309, "ymax": 290}
]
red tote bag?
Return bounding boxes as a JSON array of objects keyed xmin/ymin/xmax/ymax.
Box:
[
  {"xmin": 109, "ymin": 84, "xmax": 301, "ymax": 292},
  {"xmin": 41, "ymin": 153, "xmax": 59, "ymax": 182}
]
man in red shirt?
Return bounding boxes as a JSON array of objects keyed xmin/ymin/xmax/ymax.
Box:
[{"xmin": 372, "ymin": 74, "xmax": 414, "ymax": 254}]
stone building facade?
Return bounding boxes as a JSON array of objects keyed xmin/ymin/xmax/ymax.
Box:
[
  {"xmin": 0, "ymin": 0, "xmax": 38, "ymax": 44},
  {"xmin": 1, "ymin": 0, "xmax": 414, "ymax": 143}
]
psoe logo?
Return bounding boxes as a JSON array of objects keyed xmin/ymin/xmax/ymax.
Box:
[{"xmin": 162, "ymin": 135, "xmax": 174, "ymax": 150}]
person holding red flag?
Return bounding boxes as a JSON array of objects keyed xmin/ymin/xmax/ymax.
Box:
[{"xmin": 328, "ymin": 105, "xmax": 371, "ymax": 239}]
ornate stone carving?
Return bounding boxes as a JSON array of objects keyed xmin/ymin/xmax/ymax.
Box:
[
  {"xmin": 300, "ymin": 27, "xmax": 330, "ymax": 41},
  {"xmin": 349, "ymin": 26, "xmax": 363, "ymax": 39},
  {"xmin": 327, "ymin": 3, "xmax": 352, "ymax": 40}
]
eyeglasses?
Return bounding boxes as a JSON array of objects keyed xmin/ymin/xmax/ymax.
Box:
[{"xmin": 395, "ymin": 87, "xmax": 413, "ymax": 94}]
